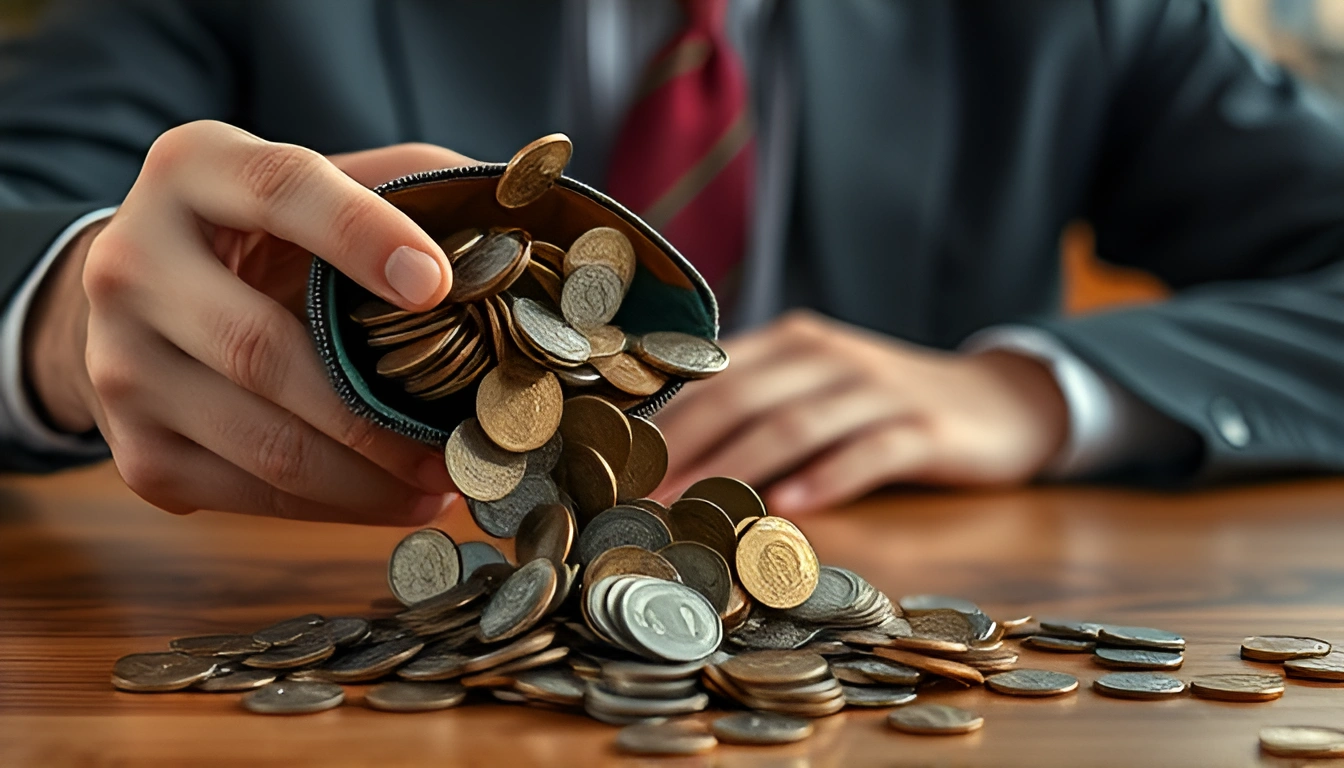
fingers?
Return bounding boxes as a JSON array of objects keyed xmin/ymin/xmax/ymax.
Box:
[
  {"xmin": 133, "ymin": 120, "xmax": 451, "ymax": 310},
  {"xmin": 767, "ymin": 422, "xmax": 934, "ymax": 515},
  {"xmin": 330, "ymin": 143, "xmax": 479, "ymax": 188}
]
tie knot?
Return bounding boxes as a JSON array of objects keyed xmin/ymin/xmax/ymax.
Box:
[{"xmin": 680, "ymin": 0, "xmax": 727, "ymax": 33}]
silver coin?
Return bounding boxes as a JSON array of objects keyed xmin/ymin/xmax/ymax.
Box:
[
  {"xmin": 252, "ymin": 614, "xmax": 324, "ymax": 646},
  {"xmin": 575, "ymin": 506, "xmax": 672, "ymax": 565},
  {"xmin": 513, "ymin": 668, "xmax": 587, "ymax": 705},
  {"xmin": 458, "ymin": 541, "xmax": 509, "ymax": 582},
  {"xmin": 841, "ymin": 684, "xmax": 918, "ymax": 707},
  {"xmin": 1093, "ymin": 672, "xmax": 1187, "ymax": 700},
  {"xmin": 1023, "ymin": 635, "xmax": 1095, "ymax": 653},
  {"xmin": 309, "ymin": 617, "xmax": 371, "ymax": 647},
  {"xmin": 585, "ymin": 682, "xmax": 709, "ymax": 717},
  {"xmin": 242, "ymin": 681, "xmax": 345, "ymax": 714},
  {"xmin": 711, "ymin": 711, "xmax": 815, "ymax": 745},
  {"xmin": 601, "ymin": 657, "xmax": 709, "ymax": 682},
  {"xmin": 829, "ymin": 656, "xmax": 922, "ymax": 686},
  {"xmin": 467, "ymin": 473, "xmax": 561, "ymax": 539},
  {"xmin": 479, "ymin": 558, "xmax": 557, "ymax": 642},
  {"xmin": 242, "ymin": 636, "xmax": 336, "ymax": 670},
  {"xmin": 560, "ymin": 263, "xmax": 624, "ymax": 329},
  {"xmin": 365, "ymin": 681, "xmax": 467, "ymax": 712},
  {"xmin": 111, "ymin": 652, "xmax": 217, "ymax": 692},
  {"xmin": 887, "ymin": 703, "xmax": 984, "ymax": 735},
  {"xmin": 985, "ymin": 668, "xmax": 1079, "ymax": 697},
  {"xmin": 513, "ymin": 297, "xmax": 591, "ymax": 364},
  {"xmin": 726, "ymin": 616, "xmax": 821, "ymax": 651},
  {"xmin": 310, "ymin": 637, "xmax": 425, "ymax": 683},
  {"xmin": 1096, "ymin": 625, "xmax": 1185, "ymax": 651},
  {"xmin": 615, "ymin": 721, "xmax": 718, "ymax": 755},
  {"xmin": 658, "ymin": 541, "xmax": 732, "ymax": 614},
  {"xmin": 631, "ymin": 332, "xmax": 728, "ymax": 378},
  {"xmin": 1093, "ymin": 647, "xmax": 1183, "ymax": 670},
  {"xmin": 196, "ymin": 669, "xmax": 277, "ymax": 692},
  {"xmin": 616, "ymin": 578, "xmax": 723, "ymax": 662},
  {"xmin": 388, "ymin": 529, "xmax": 462, "ymax": 606},
  {"xmin": 1036, "ymin": 619, "xmax": 1104, "ymax": 640},
  {"xmin": 169, "ymin": 634, "xmax": 269, "ymax": 657},
  {"xmin": 785, "ymin": 567, "xmax": 863, "ymax": 624},
  {"xmin": 1260, "ymin": 726, "xmax": 1344, "ymax": 758},
  {"xmin": 603, "ymin": 676, "xmax": 701, "ymax": 699}
]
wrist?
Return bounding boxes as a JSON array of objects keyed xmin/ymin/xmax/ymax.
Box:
[
  {"xmin": 24, "ymin": 220, "xmax": 102, "ymax": 434},
  {"xmin": 966, "ymin": 350, "xmax": 1069, "ymax": 477}
]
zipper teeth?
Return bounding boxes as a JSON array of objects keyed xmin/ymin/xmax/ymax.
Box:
[{"xmin": 308, "ymin": 166, "xmax": 716, "ymax": 443}]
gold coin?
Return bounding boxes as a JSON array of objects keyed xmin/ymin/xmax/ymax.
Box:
[
  {"xmin": 735, "ymin": 517, "xmax": 819, "ymax": 609},
  {"xmin": 475, "ymin": 361, "xmax": 563, "ymax": 452},
  {"xmin": 1189, "ymin": 673, "xmax": 1285, "ymax": 702},
  {"xmin": 564, "ymin": 226, "xmax": 636, "ymax": 288},
  {"xmin": 496, "ymin": 133, "xmax": 572, "ymax": 209},
  {"xmin": 985, "ymin": 668, "xmax": 1078, "ymax": 697},
  {"xmin": 439, "ymin": 227, "xmax": 485, "ymax": 262},
  {"xmin": 734, "ymin": 516, "xmax": 760, "ymax": 536},
  {"xmin": 581, "ymin": 325, "xmax": 628, "ymax": 358},
  {"xmin": 1260, "ymin": 726, "xmax": 1344, "ymax": 758},
  {"xmin": 615, "ymin": 416, "xmax": 668, "ymax": 501},
  {"xmin": 560, "ymin": 263, "xmax": 624, "ymax": 329},
  {"xmin": 667, "ymin": 498, "xmax": 738, "ymax": 567},
  {"xmin": 681, "ymin": 476, "xmax": 767, "ymax": 523},
  {"xmin": 1241, "ymin": 635, "xmax": 1332, "ymax": 662},
  {"xmin": 444, "ymin": 418, "xmax": 527, "ymax": 502},
  {"xmin": 591, "ymin": 352, "xmax": 667, "ymax": 396},
  {"xmin": 871, "ymin": 647, "xmax": 985, "ymax": 686},
  {"xmin": 557, "ymin": 442, "xmax": 617, "ymax": 522},
  {"xmin": 559, "ymin": 395, "xmax": 632, "ymax": 473},
  {"xmin": 1285, "ymin": 651, "xmax": 1344, "ymax": 681},
  {"xmin": 887, "ymin": 703, "xmax": 984, "ymax": 736},
  {"xmin": 632, "ymin": 332, "xmax": 728, "ymax": 378}
]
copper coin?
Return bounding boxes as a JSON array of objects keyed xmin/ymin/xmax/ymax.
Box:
[
  {"xmin": 112, "ymin": 652, "xmax": 217, "ymax": 692},
  {"xmin": 530, "ymin": 240, "xmax": 567, "ymax": 271},
  {"xmin": 591, "ymin": 352, "xmax": 667, "ymax": 397},
  {"xmin": 585, "ymin": 544, "xmax": 681, "ymax": 587},
  {"xmin": 581, "ymin": 324, "xmax": 628, "ymax": 358},
  {"xmin": 475, "ymin": 361, "xmax": 563, "ymax": 452},
  {"xmin": 1189, "ymin": 673, "xmax": 1285, "ymax": 702},
  {"xmin": 717, "ymin": 650, "xmax": 830, "ymax": 687},
  {"xmin": 681, "ymin": 476, "xmax": 767, "ymax": 523},
  {"xmin": 350, "ymin": 299, "xmax": 410, "ymax": 327},
  {"xmin": 439, "ymin": 227, "xmax": 485, "ymax": 261},
  {"xmin": 564, "ymin": 226, "xmax": 636, "ymax": 288},
  {"xmin": 496, "ymin": 133, "xmax": 572, "ymax": 208},
  {"xmin": 871, "ymin": 647, "xmax": 984, "ymax": 686},
  {"xmin": 559, "ymin": 395, "xmax": 632, "ymax": 473},
  {"xmin": 444, "ymin": 418, "xmax": 526, "ymax": 502},
  {"xmin": 375, "ymin": 325, "xmax": 460, "ymax": 378},
  {"xmin": 735, "ymin": 517, "xmax": 820, "ymax": 610},
  {"xmin": 633, "ymin": 332, "xmax": 728, "ymax": 378},
  {"xmin": 616, "ymin": 417, "xmax": 669, "ymax": 501},
  {"xmin": 658, "ymin": 541, "xmax": 732, "ymax": 613},
  {"xmin": 557, "ymin": 442, "xmax": 617, "ymax": 523},
  {"xmin": 1241, "ymin": 635, "xmax": 1332, "ymax": 662},
  {"xmin": 667, "ymin": 497, "xmax": 738, "ymax": 567},
  {"xmin": 514, "ymin": 503, "xmax": 575, "ymax": 569}
]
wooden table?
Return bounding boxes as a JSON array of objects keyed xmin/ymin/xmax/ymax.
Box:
[{"xmin": 3, "ymin": 465, "xmax": 1344, "ymax": 767}]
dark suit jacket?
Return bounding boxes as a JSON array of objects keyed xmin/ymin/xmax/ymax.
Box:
[{"xmin": 3, "ymin": 0, "xmax": 1344, "ymax": 480}]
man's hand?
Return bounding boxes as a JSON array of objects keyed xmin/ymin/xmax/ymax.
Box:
[
  {"xmin": 24, "ymin": 120, "xmax": 476, "ymax": 525},
  {"xmin": 654, "ymin": 311, "xmax": 1069, "ymax": 514}
]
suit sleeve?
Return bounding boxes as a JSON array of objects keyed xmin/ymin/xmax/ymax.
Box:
[
  {"xmin": 0, "ymin": 0, "xmax": 235, "ymax": 471},
  {"xmin": 1036, "ymin": 0, "xmax": 1344, "ymax": 483}
]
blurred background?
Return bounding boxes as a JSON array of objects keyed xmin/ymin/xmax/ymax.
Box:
[{"xmin": 0, "ymin": 0, "xmax": 1339, "ymax": 315}]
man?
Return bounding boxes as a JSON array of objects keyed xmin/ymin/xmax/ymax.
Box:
[{"xmin": 1, "ymin": 1, "xmax": 1341, "ymax": 525}]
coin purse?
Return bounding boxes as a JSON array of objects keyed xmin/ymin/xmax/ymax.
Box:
[{"xmin": 307, "ymin": 165, "xmax": 719, "ymax": 446}]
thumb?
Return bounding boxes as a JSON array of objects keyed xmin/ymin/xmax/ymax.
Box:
[{"xmin": 329, "ymin": 143, "xmax": 479, "ymax": 188}]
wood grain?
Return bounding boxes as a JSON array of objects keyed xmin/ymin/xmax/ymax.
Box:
[{"xmin": 3, "ymin": 465, "xmax": 1344, "ymax": 767}]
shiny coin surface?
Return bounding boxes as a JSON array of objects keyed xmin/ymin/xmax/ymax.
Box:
[
  {"xmin": 615, "ymin": 416, "xmax": 669, "ymax": 501},
  {"xmin": 457, "ymin": 540, "xmax": 509, "ymax": 581},
  {"xmin": 311, "ymin": 637, "xmax": 424, "ymax": 683},
  {"xmin": 242, "ymin": 681, "xmax": 344, "ymax": 715},
  {"xmin": 711, "ymin": 712, "xmax": 814, "ymax": 745},
  {"xmin": 1259, "ymin": 726, "xmax": 1344, "ymax": 758},
  {"xmin": 1022, "ymin": 635, "xmax": 1095, "ymax": 653},
  {"xmin": 1092, "ymin": 672, "xmax": 1187, "ymax": 700},
  {"xmin": 252, "ymin": 614, "xmax": 324, "ymax": 646},
  {"xmin": 561, "ymin": 264, "xmax": 625, "ymax": 329},
  {"xmin": 564, "ymin": 226, "xmax": 636, "ymax": 287},
  {"xmin": 1285, "ymin": 651, "xmax": 1344, "ymax": 681},
  {"xmin": 1189, "ymin": 672, "xmax": 1285, "ymax": 702},
  {"xmin": 681, "ymin": 476, "xmax": 767, "ymax": 523},
  {"xmin": 309, "ymin": 617, "xmax": 371, "ymax": 647},
  {"xmin": 1240, "ymin": 635, "xmax": 1332, "ymax": 662},
  {"xmin": 479, "ymin": 558, "xmax": 558, "ymax": 643},
  {"xmin": 513, "ymin": 297, "xmax": 591, "ymax": 365},
  {"xmin": 1096, "ymin": 625, "xmax": 1185, "ymax": 651},
  {"xmin": 388, "ymin": 528, "xmax": 462, "ymax": 606},
  {"xmin": 576, "ymin": 506, "xmax": 672, "ymax": 565},
  {"xmin": 195, "ymin": 669, "xmax": 277, "ymax": 692},
  {"xmin": 497, "ymin": 133, "xmax": 572, "ymax": 208},
  {"xmin": 475, "ymin": 363, "xmax": 564, "ymax": 452},
  {"xmin": 514, "ymin": 503, "xmax": 575, "ymax": 569},
  {"xmin": 445, "ymin": 419, "xmax": 527, "ymax": 502},
  {"xmin": 986, "ymin": 668, "xmax": 1079, "ymax": 697},
  {"xmin": 467, "ymin": 473, "xmax": 560, "ymax": 538},
  {"xmin": 633, "ymin": 332, "xmax": 728, "ymax": 378},
  {"xmin": 658, "ymin": 541, "xmax": 732, "ymax": 613},
  {"xmin": 112, "ymin": 652, "xmax": 217, "ymax": 692},
  {"xmin": 718, "ymin": 651, "xmax": 830, "ymax": 687},
  {"xmin": 448, "ymin": 229, "xmax": 528, "ymax": 303},
  {"xmin": 169, "ymin": 634, "xmax": 269, "ymax": 657},
  {"xmin": 615, "ymin": 720, "xmax": 718, "ymax": 756},
  {"xmin": 887, "ymin": 703, "xmax": 984, "ymax": 735},
  {"xmin": 736, "ymin": 517, "xmax": 820, "ymax": 610},
  {"xmin": 841, "ymin": 684, "xmax": 918, "ymax": 707},
  {"xmin": 1093, "ymin": 647, "xmax": 1183, "ymax": 670},
  {"xmin": 616, "ymin": 578, "xmax": 723, "ymax": 662},
  {"xmin": 365, "ymin": 681, "xmax": 468, "ymax": 712},
  {"xmin": 667, "ymin": 498, "xmax": 738, "ymax": 566}
]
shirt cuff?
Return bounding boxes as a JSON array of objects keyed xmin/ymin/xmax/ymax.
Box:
[
  {"xmin": 961, "ymin": 324, "xmax": 1181, "ymax": 480},
  {"xmin": 0, "ymin": 207, "xmax": 117, "ymax": 459}
]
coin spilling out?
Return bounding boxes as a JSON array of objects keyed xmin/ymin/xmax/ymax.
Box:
[
  {"xmin": 1240, "ymin": 635, "xmax": 1331, "ymax": 662},
  {"xmin": 1259, "ymin": 726, "xmax": 1344, "ymax": 758},
  {"xmin": 387, "ymin": 528, "xmax": 462, "ymax": 606}
]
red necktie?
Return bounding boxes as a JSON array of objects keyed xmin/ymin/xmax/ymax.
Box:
[{"xmin": 606, "ymin": 0, "xmax": 755, "ymax": 289}]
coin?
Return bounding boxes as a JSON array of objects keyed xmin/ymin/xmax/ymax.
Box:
[
  {"xmin": 564, "ymin": 226, "xmax": 636, "ymax": 286},
  {"xmin": 1259, "ymin": 726, "xmax": 1344, "ymax": 758},
  {"xmin": 462, "ymin": 646, "xmax": 570, "ymax": 686},
  {"xmin": 439, "ymin": 227, "xmax": 486, "ymax": 260},
  {"xmin": 666, "ymin": 498, "xmax": 738, "ymax": 566},
  {"xmin": 445, "ymin": 418, "xmax": 527, "ymax": 502},
  {"xmin": 559, "ymin": 395, "xmax": 632, "ymax": 473},
  {"xmin": 513, "ymin": 297, "xmax": 591, "ymax": 365},
  {"xmin": 603, "ymin": 676, "xmax": 700, "ymax": 699},
  {"xmin": 242, "ymin": 681, "xmax": 344, "ymax": 715},
  {"xmin": 558, "ymin": 443, "xmax": 617, "ymax": 522},
  {"xmin": 1022, "ymin": 635, "xmax": 1094, "ymax": 653},
  {"xmin": 658, "ymin": 541, "xmax": 732, "ymax": 613},
  {"xmin": 252, "ymin": 614, "xmax": 324, "ymax": 646},
  {"xmin": 590, "ymin": 352, "xmax": 667, "ymax": 396},
  {"xmin": 310, "ymin": 637, "xmax": 424, "ymax": 683},
  {"xmin": 1095, "ymin": 625, "xmax": 1185, "ymax": 651},
  {"xmin": 497, "ymin": 133, "xmax": 571, "ymax": 208},
  {"xmin": 448, "ymin": 229, "xmax": 528, "ymax": 303},
  {"xmin": 351, "ymin": 299, "xmax": 410, "ymax": 327},
  {"xmin": 1241, "ymin": 635, "xmax": 1332, "ymax": 662},
  {"xmin": 479, "ymin": 558, "xmax": 558, "ymax": 643},
  {"xmin": 467, "ymin": 473, "xmax": 560, "ymax": 538},
  {"xmin": 530, "ymin": 240, "xmax": 566, "ymax": 271},
  {"xmin": 242, "ymin": 636, "xmax": 336, "ymax": 670},
  {"xmin": 514, "ymin": 503, "xmax": 575, "ymax": 569},
  {"xmin": 681, "ymin": 476, "xmax": 767, "ymax": 523},
  {"xmin": 1093, "ymin": 647, "xmax": 1183, "ymax": 670},
  {"xmin": 561, "ymin": 264, "xmax": 625, "ymax": 329},
  {"xmin": 615, "ymin": 720, "xmax": 717, "ymax": 756},
  {"xmin": 169, "ymin": 634, "xmax": 269, "ymax": 657},
  {"xmin": 829, "ymin": 656, "xmax": 922, "ymax": 686},
  {"xmin": 581, "ymin": 324, "xmax": 628, "ymax": 358},
  {"xmin": 1092, "ymin": 672, "xmax": 1187, "ymax": 700},
  {"xmin": 112, "ymin": 652, "xmax": 217, "ymax": 692},
  {"xmin": 365, "ymin": 681, "xmax": 468, "ymax": 712},
  {"xmin": 887, "ymin": 703, "xmax": 984, "ymax": 735},
  {"xmin": 735, "ymin": 517, "xmax": 820, "ymax": 610},
  {"xmin": 615, "ymin": 417, "xmax": 668, "ymax": 501},
  {"xmin": 718, "ymin": 651, "xmax": 829, "ymax": 687},
  {"xmin": 585, "ymin": 545, "xmax": 681, "ymax": 586},
  {"xmin": 1037, "ymin": 619, "xmax": 1103, "ymax": 640},
  {"xmin": 576, "ymin": 506, "xmax": 672, "ymax": 565},
  {"xmin": 513, "ymin": 668, "xmax": 587, "ymax": 706},
  {"xmin": 611, "ymin": 578, "xmax": 723, "ymax": 662},
  {"xmin": 376, "ymin": 325, "xmax": 459, "ymax": 378},
  {"xmin": 1285, "ymin": 651, "xmax": 1344, "ymax": 681},
  {"xmin": 841, "ymin": 684, "xmax": 918, "ymax": 707},
  {"xmin": 586, "ymin": 683, "xmax": 709, "ymax": 717},
  {"xmin": 458, "ymin": 540, "xmax": 509, "ymax": 581},
  {"xmin": 906, "ymin": 609, "xmax": 974, "ymax": 647},
  {"xmin": 196, "ymin": 669, "xmax": 277, "ymax": 692},
  {"xmin": 1188, "ymin": 672, "xmax": 1285, "ymax": 702},
  {"xmin": 308, "ymin": 617, "xmax": 371, "ymax": 648},
  {"xmin": 871, "ymin": 647, "xmax": 985, "ymax": 686},
  {"xmin": 986, "ymin": 668, "xmax": 1078, "ymax": 697},
  {"xmin": 388, "ymin": 528, "xmax": 462, "ymax": 606},
  {"xmin": 633, "ymin": 332, "xmax": 728, "ymax": 378},
  {"xmin": 711, "ymin": 712, "xmax": 814, "ymax": 745},
  {"xmin": 475, "ymin": 362, "xmax": 563, "ymax": 452}
]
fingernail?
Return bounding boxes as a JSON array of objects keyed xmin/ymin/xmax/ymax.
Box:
[
  {"xmin": 416, "ymin": 454, "xmax": 456, "ymax": 494},
  {"xmin": 384, "ymin": 246, "xmax": 443, "ymax": 306},
  {"xmin": 409, "ymin": 493, "xmax": 454, "ymax": 524},
  {"xmin": 770, "ymin": 482, "xmax": 810, "ymax": 514}
]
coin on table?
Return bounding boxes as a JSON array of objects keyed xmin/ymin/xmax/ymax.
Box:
[
  {"xmin": 310, "ymin": 637, "xmax": 425, "ymax": 683},
  {"xmin": 615, "ymin": 417, "xmax": 668, "ymax": 502},
  {"xmin": 196, "ymin": 669, "xmax": 277, "ymax": 692},
  {"xmin": 781, "ymin": 566, "xmax": 861, "ymax": 624},
  {"xmin": 479, "ymin": 558, "xmax": 558, "ymax": 643},
  {"xmin": 667, "ymin": 498, "xmax": 738, "ymax": 566},
  {"xmin": 1093, "ymin": 647, "xmax": 1183, "ymax": 670},
  {"xmin": 906, "ymin": 609, "xmax": 974, "ymax": 648},
  {"xmin": 712, "ymin": 712, "xmax": 814, "ymax": 745},
  {"xmin": 461, "ymin": 628, "xmax": 558, "ymax": 677},
  {"xmin": 658, "ymin": 541, "xmax": 731, "ymax": 613},
  {"xmin": 169, "ymin": 634, "xmax": 269, "ymax": 657},
  {"xmin": 497, "ymin": 133, "xmax": 572, "ymax": 208},
  {"xmin": 872, "ymin": 648, "xmax": 985, "ymax": 686},
  {"xmin": 1022, "ymin": 635, "xmax": 1095, "ymax": 653},
  {"xmin": 841, "ymin": 684, "xmax": 918, "ymax": 707},
  {"xmin": 112, "ymin": 652, "xmax": 217, "ymax": 692},
  {"xmin": 514, "ymin": 503, "xmax": 575, "ymax": 569},
  {"xmin": 1188, "ymin": 673, "xmax": 1285, "ymax": 702},
  {"xmin": 1096, "ymin": 625, "xmax": 1185, "ymax": 651},
  {"xmin": 1037, "ymin": 619, "xmax": 1104, "ymax": 640},
  {"xmin": 576, "ymin": 506, "xmax": 672, "ymax": 565},
  {"xmin": 467, "ymin": 473, "xmax": 560, "ymax": 539},
  {"xmin": 365, "ymin": 681, "xmax": 468, "ymax": 712},
  {"xmin": 887, "ymin": 703, "xmax": 984, "ymax": 735},
  {"xmin": 475, "ymin": 362, "xmax": 563, "ymax": 452},
  {"xmin": 388, "ymin": 528, "xmax": 462, "ymax": 606},
  {"xmin": 561, "ymin": 264, "xmax": 625, "ymax": 330},
  {"xmin": 735, "ymin": 517, "xmax": 820, "ymax": 610},
  {"xmin": 1259, "ymin": 726, "xmax": 1344, "ymax": 758},
  {"xmin": 1092, "ymin": 672, "xmax": 1187, "ymax": 700},
  {"xmin": 718, "ymin": 651, "xmax": 830, "ymax": 688},
  {"xmin": 681, "ymin": 476, "xmax": 767, "ymax": 523},
  {"xmin": 559, "ymin": 394, "xmax": 632, "ymax": 472},
  {"xmin": 445, "ymin": 418, "xmax": 527, "ymax": 502},
  {"xmin": 457, "ymin": 541, "xmax": 509, "ymax": 582},
  {"xmin": 242, "ymin": 636, "xmax": 336, "ymax": 670},
  {"xmin": 252, "ymin": 614, "xmax": 324, "ymax": 646},
  {"xmin": 512, "ymin": 297, "xmax": 592, "ymax": 365},
  {"xmin": 632, "ymin": 332, "xmax": 728, "ymax": 378},
  {"xmin": 1285, "ymin": 651, "xmax": 1344, "ymax": 681},
  {"xmin": 603, "ymin": 676, "xmax": 700, "ymax": 699},
  {"xmin": 986, "ymin": 668, "xmax": 1078, "ymax": 697},
  {"xmin": 448, "ymin": 229, "xmax": 529, "ymax": 303},
  {"xmin": 307, "ymin": 617, "xmax": 371, "ymax": 648},
  {"xmin": 585, "ymin": 544, "xmax": 681, "ymax": 586},
  {"xmin": 242, "ymin": 681, "xmax": 345, "ymax": 715},
  {"xmin": 513, "ymin": 668, "xmax": 587, "ymax": 706},
  {"xmin": 616, "ymin": 720, "xmax": 717, "ymax": 756},
  {"xmin": 830, "ymin": 656, "xmax": 922, "ymax": 686},
  {"xmin": 1241, "ymin": 635, "xmax": 1332, "ymax": 662}
]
